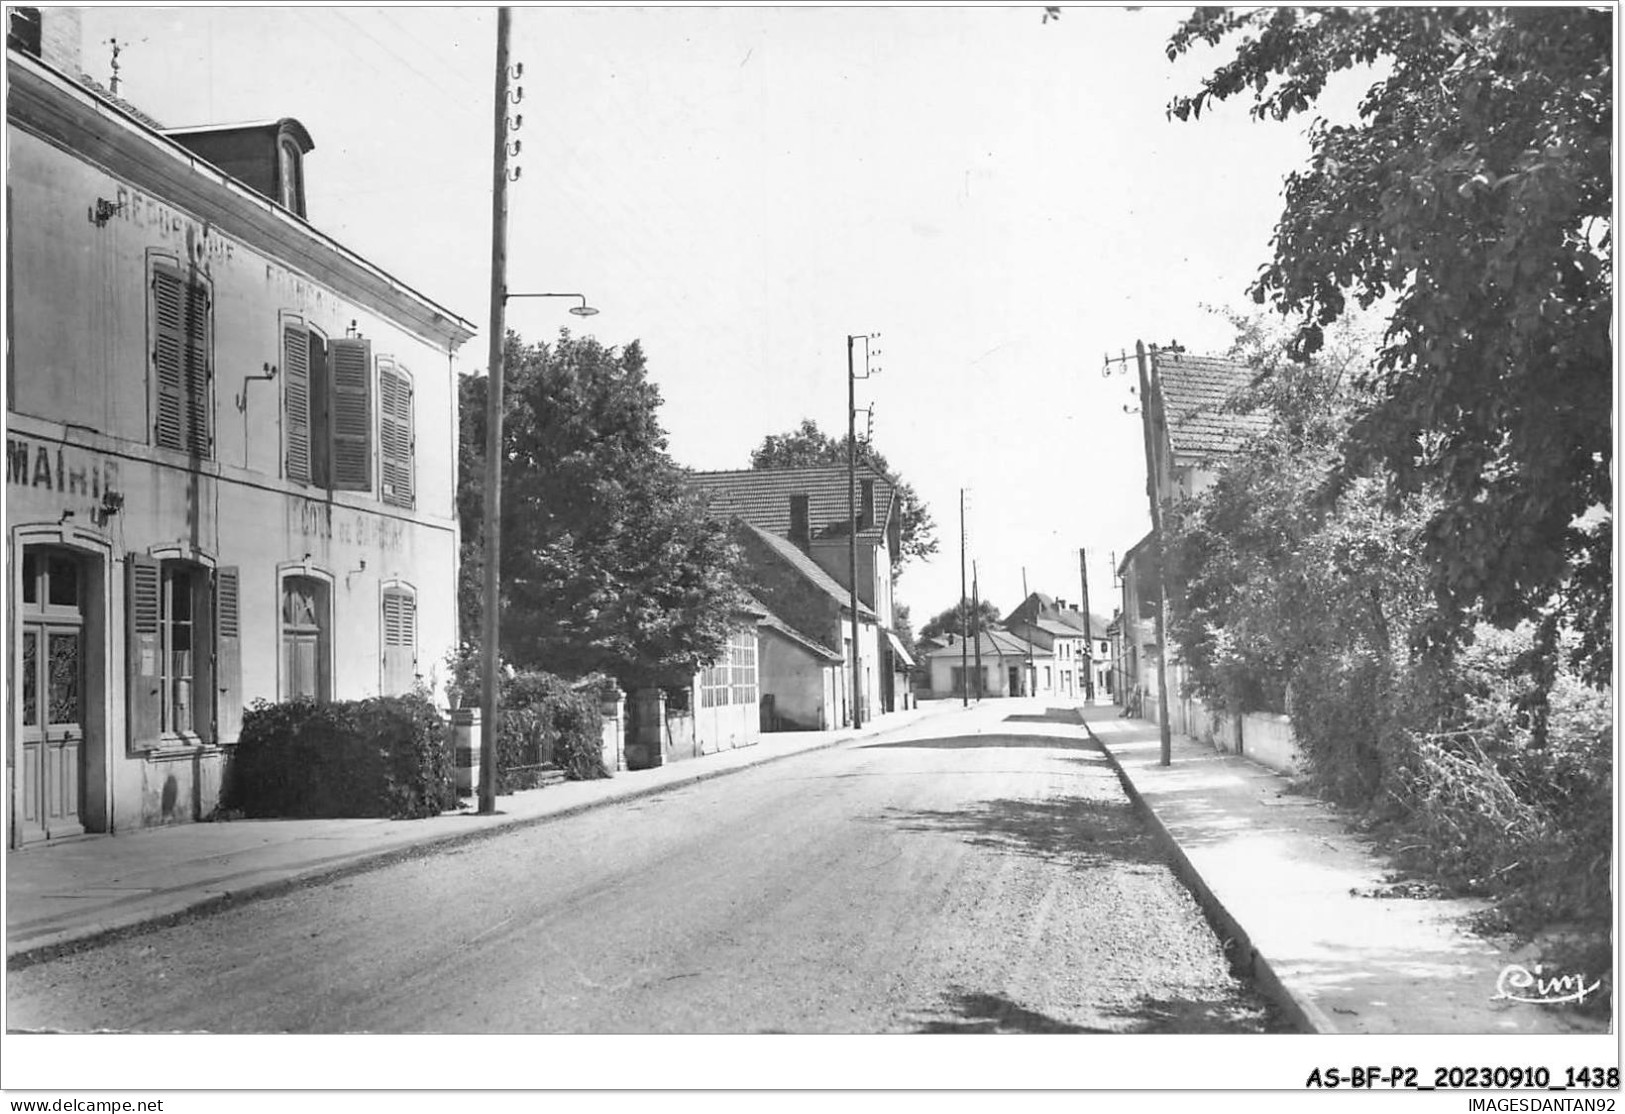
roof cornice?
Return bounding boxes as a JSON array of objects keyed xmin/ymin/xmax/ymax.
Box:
[{"xmin": 7, "ymin": 51, "xmax": 476, "ymax": 350}]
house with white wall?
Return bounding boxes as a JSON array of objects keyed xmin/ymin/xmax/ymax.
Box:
[
  {"xmin": 922, "ymin": 629, "xmax": 1052, "ymax": 700},
  {"xmin": 6, "ymin": 10, "xmax": 475, "ymax": 846},
  {"xmin": 1116, "ymin": 349, "xmax": 1267, "ymax": 735},
  {"xmin": 1004, "ymin": 592, "xmax": 1111, "ymax": 701}
]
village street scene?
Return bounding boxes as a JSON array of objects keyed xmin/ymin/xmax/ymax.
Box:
[{"xmin": 3, "ymin": 4, "xmax": 1615, "ymax": 1100}]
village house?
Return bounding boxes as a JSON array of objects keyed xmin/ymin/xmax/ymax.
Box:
[
  {"xmin": 1116, "ymin": 349, "xmax": 1266, "ymax": 737},
  {"xmin": 6, "ymin": 10, "xmax": 475, "ymax": 846},
  {"xmin": 921, "ymin": 629, "xmax": 1053, "ymax": 700},
  {"xmin": 1003, "ymin": 592, "xmax": 1112, "ymax": 701},
  {"xmin": 690, "ymin": 465, "xmax": 910, "ymax": 725},
  {"xmin": 729, "ymin": 521, "xmax": 883, "ymax": 730}
]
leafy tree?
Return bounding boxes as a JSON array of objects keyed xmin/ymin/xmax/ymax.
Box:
[
  {"xmin": 892, "ymin": 601, "xmax": 917, "ymax": 660},
  {"xmin": 1168, "ymin": 7, "xmax": 1612, "ymax": 683},
  {"xmin": 918, "ymin": 597, "xmax": 1003, "ymax": 644},
  {"xmin": 749, "ymin": 419, "xmax": 939, "ymax": 574},
  {"xmin": 459, "ymin": 331, "xmax": 749, "ymax": 691}
]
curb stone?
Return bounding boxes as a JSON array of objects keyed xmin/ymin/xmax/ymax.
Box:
[{"xmin": 1076, "ymin": 709, "xmax": 1335, "ymax": 1035}]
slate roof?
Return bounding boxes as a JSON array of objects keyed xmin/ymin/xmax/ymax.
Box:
[
  {"xmin": 1155, "ymin": 352, "xmax": 1271, "ymax": 459},
  {"xmin": 738, "ymin": 522, "xmax": 877, "ymax": 621},
  {"xmin": 690, "ymin": 465, "xmax": 895, "ymax": 547},
  {"xmin": 921, "ymin": 629, "xmax": 1051, "ymax": 660}
]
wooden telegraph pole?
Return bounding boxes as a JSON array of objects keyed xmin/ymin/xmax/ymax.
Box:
[
  {"xmin": 479, "ymin": 7, "xmax": 515, "ymax": 813},
  {"xmin": 1079, "ymin": 547, "xmax": 1095, "ymax": 702}
]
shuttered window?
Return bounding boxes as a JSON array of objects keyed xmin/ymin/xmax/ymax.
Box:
[
  {"xmin": 378, "ymin": 361, "xmax": 414, "ymax": 508},
  {"xmin": 150, "ymin": 263, "xmax": 212, "ymax": 457},
  {"xmin": 214, "ymin": 567, "xmax": 243, "ymax": 743},
  {"xmin": 328, "ymin": 337, "xmax": 372, "ymax": 491},
  {"xmin": 381, "ymin": 584, "xmax": 418, "ymax": 695},
  {"xmin": 282, "ymin": 317, "xmax": 312, "ymax": 483},
  {"xmin": 126, "ymin": 555, "xmax": 163, "ymax": 752}
]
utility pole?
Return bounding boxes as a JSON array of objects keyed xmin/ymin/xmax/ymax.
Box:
[
  {"xmin": 1134, "ymin": 340, "xmax": 1174, "ymax": 766},
  {"xmin": 959, "ymin": 488, "xmax": 968, "ymax": 707},
  {"xmin": 1021, "ymin": 566, "xmax": 1033, "ymax": 697},
  {"xmin": 1079, "ymin": 547, "xmax": 1095, "ymax": 703},
  {"xmin": 847, "ymin": 335, "xmax": 862, "ymax": 730},
  {"xmin": 972, "ymin": 559, "xmax": 984, "ymax": 700},
  {"xmin": 478, "ymin": 7, "xmax": 516, "ymax": 813},
  {"xmin": 846, "ymin": 333, "xmax": 879, "ymax": 728}
]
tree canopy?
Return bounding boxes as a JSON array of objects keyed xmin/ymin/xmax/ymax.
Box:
[
  {"xmin": 1168, "ymin": 7, "xmax": 1612, "ymax": 682},
  {"xmin": 459, "ymin": 331, "xmax": 748, "ymax": 690},
  {"xmin": 749, "ymin": 419, "xmax": 939, "ymax": 574},
  {"xmin": 918, "ymin": 597, "xmax": 1003, "ymax": 644}
]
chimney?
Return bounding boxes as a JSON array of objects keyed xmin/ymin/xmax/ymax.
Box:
[
  {"xmin": 859, "ymin": 479, "xmax": 874, "ymax": 531},
  {"xmin": 11, "ymin": 8, "xmax": 81, "ymax": 75},
  {"xmin": 789, "ymin": 494, "xmax": 810, "ymax": 548}
]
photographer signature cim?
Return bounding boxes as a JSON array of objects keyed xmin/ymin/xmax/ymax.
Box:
[{"xmin": 1494, "ymin": 964, "xmax": 1601, "ymax": 1006}]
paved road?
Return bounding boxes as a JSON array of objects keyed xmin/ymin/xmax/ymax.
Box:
[{"xmin": 8, "ymin": 701, "xmax": 1282, "ymax": 1034}]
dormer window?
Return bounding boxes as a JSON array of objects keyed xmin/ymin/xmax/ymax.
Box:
[
  {"xmin": 163, "ymin": 117, "xmax": 314, "ymax": 218},
  {"xmin": 278, "ymin": 135, "xmax": 305, "ymax": 214}
]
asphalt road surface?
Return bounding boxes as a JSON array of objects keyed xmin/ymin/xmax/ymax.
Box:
[{"xmin": 8, "ymin": 700, "xmax": 1283, "ymax": 1034}]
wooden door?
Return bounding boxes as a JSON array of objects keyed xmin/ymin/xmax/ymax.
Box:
[{"xmin": 18, "ymin": 549, "xmax": 87, "ymax": 843}]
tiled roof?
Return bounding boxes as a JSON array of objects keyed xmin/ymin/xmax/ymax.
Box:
[
  {"xmin": 1004, "ymin": 592, "xmax": 1110, "ymax": 638},
  {"xmin": 1155, "ymin": 352, "xmax": 1271, "ymax": 459},
  {"xmin": 75, "ymin": 72, "xmax": 167, "ymax": 131},
  {"xmin": 690, "ymin": 465, "xmax": 894, "ymax": 546},
  {"xmin": 922, "ymin": 629, "xmax": 1051, "ymax": 660},
  {"xmin": 1055, "ymin": 610, "xmax": 1112, "ymax": 639},
  {"xmin": 757, "ymin": 612, "xmax": 845, "ymax": 662},
  {"xmin": 740, "ymin": 522, "xmax": 877, "ymax": 620}
]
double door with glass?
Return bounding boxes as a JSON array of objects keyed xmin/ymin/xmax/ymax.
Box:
[{"xmin": 18, "ymin": 548, "xmax": 88, "ymax": 843}]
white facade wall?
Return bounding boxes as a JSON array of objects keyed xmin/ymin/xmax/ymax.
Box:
[{"xmin": 7, "ymin": 61, "xmax": 472, "ymax": 845}]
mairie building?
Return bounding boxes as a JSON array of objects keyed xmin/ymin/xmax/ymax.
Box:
[{"xmin": 6, "ymin": 9, "xmax": 476, "ymax": 847}]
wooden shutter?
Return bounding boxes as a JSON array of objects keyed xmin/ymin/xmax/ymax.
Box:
[
  {"xmin": 328, "ymin": 337, "xmax": 372, "ymax": 491},
  {"xmin": 214, "ymin": 566, "xmax": 242, "ymax": 744},
  {"xmin": 381, "ymin": 586, "xmax": 417, "ymax": 694},
  {"xmin": 283, "ymin": 319, "xmax": 311, "ymax": 483},
  {"xmin": 126, "ymin": 554, "xmax": 163, "ymax": 751},
  {"xmin": 182, "ymin": 277, "xmax": 212, "ymax": 456},
  {"xmin": 151, "ymin": 268, "xmax": 187, "ymax": 451},
  {"xmin": 379, "ymin": 362, "xmax": 414, "ymax": 508}
]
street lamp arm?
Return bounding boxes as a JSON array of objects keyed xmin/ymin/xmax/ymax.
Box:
[{"xmin": 504, "ymin": 292, "xmax": 600, "ymax": 316}]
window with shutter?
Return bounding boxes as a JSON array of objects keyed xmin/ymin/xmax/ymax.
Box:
[
  {"xmin": 215, "ymin": 567, "xmax": 242, "ymax": 744},
  {"xmin": 379, "ymin": 361, "xmax": 414, "ymax": 508},
  {"xmin": 381, "ymin": 584, "xmax": 417, "ymax": 695},
  {"xmin": 328, "ymin": 337, "xmax": 372, "ymax": 491},
  {"xmin": 125, "ymin": 554, "xmax": 163, "ymax": 751},
  {"xmin": 149, "ymin": 262, "xmax": 212, "ymax": 457},
  {"xmin": 283, "ymin": 318, "xmax": 311, "ymax": 483}
]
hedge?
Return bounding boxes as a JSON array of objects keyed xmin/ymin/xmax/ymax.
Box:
[
  {"xmin": 493, "ymin": 670, "xmax": 609, "ymax": 791},
  {"xmin": 227, "ymin": 692, "xmax": 458, "ymax": 819}
]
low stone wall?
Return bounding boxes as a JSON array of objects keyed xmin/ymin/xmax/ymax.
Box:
[{"xmin": 1241, "ymin": 711, "xmax": 1299, "ymax": 775}]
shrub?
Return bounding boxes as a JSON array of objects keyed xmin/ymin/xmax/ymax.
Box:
[{"xmin": 227, "ymin": 693, "xmax": 457, "ymax": 819}]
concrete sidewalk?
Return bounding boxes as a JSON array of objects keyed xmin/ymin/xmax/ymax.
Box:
[
  {"xmin": 5, "ymin": 702, "xmax": 958, "ymax": 961},
  {"xmin": 1081, "ymin": 706, "xmax": 1607, "ymax": 1035}
]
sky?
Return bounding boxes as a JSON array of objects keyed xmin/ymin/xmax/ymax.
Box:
[{"xmin": 73, "ymin": 3, "xmax": 1373, "ymax": 629}]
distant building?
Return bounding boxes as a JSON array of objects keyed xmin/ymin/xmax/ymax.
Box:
[
  {"xmin": 920, "ymin": 629, "xmax": 1052, "ymax": 700},
  {"xmin": 1004, "ymin": 592, "xmax": 1111, "ymax": 700},
  {"xmin": 7, "ymin": 10, "xmax": 475, "ymax": 846}
]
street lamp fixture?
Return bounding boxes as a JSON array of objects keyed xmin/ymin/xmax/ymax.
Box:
[{"xmin": 507, "ymin": 291, "xmax": 599, "ymax": 317}]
